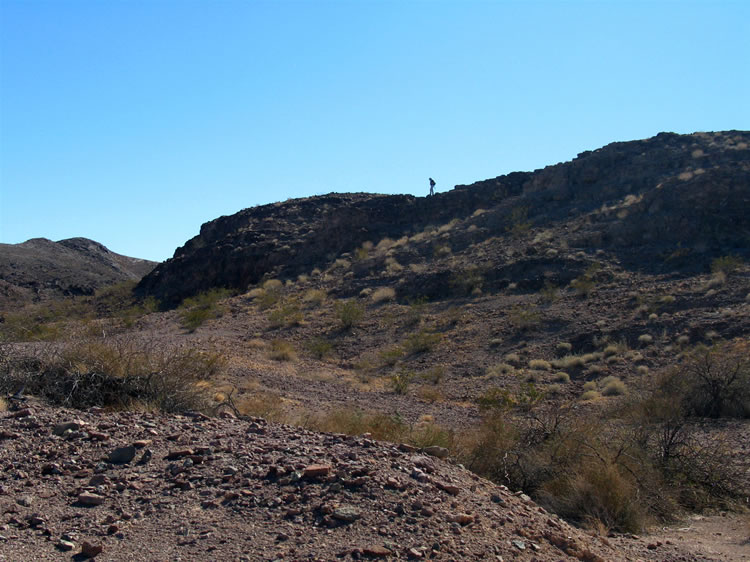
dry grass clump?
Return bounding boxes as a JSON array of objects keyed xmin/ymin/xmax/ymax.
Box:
[
  {"xmin": 0, "ymin": 396, "xmax": 7, "ymax": 412},
  {"xmin": 263, "ymin": 279, "xmax": 283, "ymax": 291},
  {"xmin": 268, "ymin": 339, "xmax": 297, "ymax": 362},
  {"xmin": 375, "ymin": 237, "xmax": 395, "ymax": 254},
  {"xmin": 528, "ymin": 359, "xmax": 551, "ymax": 371},
  {"xmin": 638, "ymin": 334, "xmax": 654, "ymax": 346},
  {"xmin": 417, "ymin": 385, "xmax": 444, "ymax": 403},
  {"xmin": 305, "ymin": 407, "xmax": 453, "ymax": 450},
  {"xmin": 556, "ymin": 342, "xmax": 573, "ymax": 355},
  {"xmin": 371, "ymin": 287, "xmax": 396, "ymax": 303},
  {"xmin": 487, "ymin": 363, "xmax": 516, "ymax": 377},
  {"xmin": 234, "ymin": 391, "xmax": 287, "ymax": 422},
  {"xmin": 601, "ymin": 376, "xmax": 627, "ymax": 396},
  {"xmin": 504, "ymin": 353, "xmax": 522, "ymax": 366},
  {"xmin": 636, "ymin": 365, "xmax": 650, "ymax": 375},
  {"xmin": 581, "ymin": 390, "xmax": 601, "ymax": 401},
  {"xmin": 302, "ymin": 289, "xmax": 327, "ymax": 307},
  {"xmin": 553, "ymin": 371, "xmax": 571, "ymax": 383},
  {"xmin": 552, "ymin": 354, "xmax": 586, "ymax": 370},
  {"xmin": 384, "ymin": 257, "xmax": 403, "ymax": 275}
]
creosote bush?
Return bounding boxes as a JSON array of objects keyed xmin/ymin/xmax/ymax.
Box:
[
  {"xmin": 179, "ymin": 288, "xmax": 232, "ymax": 332},
  {"xmin": 402, "ymin": 329, "xmax": 441, "ymax": 354},
  {"xmin": 0, "ymin": 339, "xmax": 220, "ymax": 413},
  {"xmin": 335, "ymin": 300, "xmax": 365, "ymax": 330}
]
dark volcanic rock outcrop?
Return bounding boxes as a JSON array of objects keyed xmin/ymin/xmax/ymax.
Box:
[
  {"xmin": 0, "ymin": 237, "xmax": 157, "ymax": 308},
  {"xmin": 138, "ymin": 131, "xmax": 750, "ymax": 306}
]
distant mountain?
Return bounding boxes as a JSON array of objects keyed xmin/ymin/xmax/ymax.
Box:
[
  {"xmin": 137, "ymin": 130, "xmax": 749, "ymax": 307},
  {"xmin": 0, "ymin": 237, "xmax": 157, "ymax": 308}
]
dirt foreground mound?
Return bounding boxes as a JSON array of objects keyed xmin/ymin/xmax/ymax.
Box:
[{"xmin": 0, "ymin": 402, "xmax": 697, "ymax": 561}]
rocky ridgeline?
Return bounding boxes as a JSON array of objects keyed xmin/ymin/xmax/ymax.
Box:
[
  {"xmin": 0, "ymin": 403, "xmax": 649, "ymax": 561},
  {"xmin": 137, "ymin": 131, "xmax": 750, "ymax": 306},
  {"xmin": 0, "ymin": 237, "xmax": 156, "ymax": 307}
]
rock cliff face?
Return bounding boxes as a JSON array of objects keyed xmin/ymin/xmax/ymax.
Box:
[
  {"xmin": 0, "ymin": 237, "xmax": 156, "ymax": 307},
  {"xmin": 137, "ymin": 131, "xmax": 750, "ymax": 306}
]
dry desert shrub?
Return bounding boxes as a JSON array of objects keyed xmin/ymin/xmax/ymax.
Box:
[
  {"xmin": 528, "ymin": 359, "xmax": 551, "ymax": 371},
  {"xmin": 268, "ymin": 340, "xmax": 297, "ymax": 362},
  {"xmin": 302, "ymin": 289, "xmax": 327, "ymax": 307},
  {"xmin": 371, "ymin": 287, "xmax": 396, "ymax": 304},
  {"xmin": 601, "ymin": 376, "xmax": 627, "ymax": 396},
  {"xmin": 0, "ymin": 339, "xmax": 220, "ymax": 413}
]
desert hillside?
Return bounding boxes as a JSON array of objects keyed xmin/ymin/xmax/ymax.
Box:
[
  {"xmin": 0, "ymin": 237, "xmax": 157, "ymax": 309},
  {"xmin": 1, "ymin": 130, "xmax": 749, "ymax": 561}
]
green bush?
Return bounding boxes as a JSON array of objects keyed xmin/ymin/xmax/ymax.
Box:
[
  {"xmin": 306, "ymin": 337, "xmax": 333, "ymax": 359},
  {"xmin": 710, "ymin": 255, "xmax": 743, "ymax": 275},
  {"xmin": 508, "ymin": 305, "xmax": 541, "ymax": 331},
  {"xmin": 335, "ymin": 300, "xmax": 364, "ymax": 330},
  {"xmin": 267, "ymin": 300, "xmax": 303, "ymax": 328},
  {"xmin": 179, "ymin": 288, "xmax": 232, "ymax": 332},
  {"xmin": 390, "ymin": 369, "xmax": 413, "ymax": 395},
  {"xmin": 403, "ymin": 329, "xmax": 441, "ymax": 354},
  {"xmin": 660, "ymin": 342, "xmax": 750, "ymax": 418}
]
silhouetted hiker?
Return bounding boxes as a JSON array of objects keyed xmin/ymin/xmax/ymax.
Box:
[{"xmin": 429, "ymin": 178, "xmax": 436, "ymax": 196}]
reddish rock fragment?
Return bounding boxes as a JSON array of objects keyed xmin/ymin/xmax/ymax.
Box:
[
  {"xmin": 77, "ymin": 492, "xmax": 105, "ymax": 506},
  {"xmin": 81, "ymin": 540, "xmax": 103, "ymax": 558},
  {"xmin": 303, "ymin": 464, "xmax": 331, "ymax": 478},
  {"xmin": 363, "ymin": 545, "xmax": 392, "ymax": 558},
  {"xmin": 166, "ymin": 448, "xmax": 194, "ymax": 460},
  {"xmin": 9, "ymin": 408, "xmax": 33, "ymax": 418},
  {"xmin": 435, "ymin": 481, "xmax": 461, "ymax": 496}
]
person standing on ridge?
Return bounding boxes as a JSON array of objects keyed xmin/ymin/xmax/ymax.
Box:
[{"xmin": 429, "ymin": 177, "xmax": 436, "ymax": 196}]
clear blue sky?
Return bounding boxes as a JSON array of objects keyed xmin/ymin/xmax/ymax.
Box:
[{"xmin": 1, "ymin": 0, "xmax": 748, "ymax": 262}]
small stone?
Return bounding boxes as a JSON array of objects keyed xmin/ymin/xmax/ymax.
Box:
[
  {"xmin": 77, "ymin": 492, "xmax": 105, "ymax": 506},
  {"xmin": 332, "ymin": 505, "xmax": 361, "ymax": 522},
  {"xmin": 57, "ymin": 539, "xmax": 76, "ymax": 551},
  {"xmin": 108, "ymin": 446, "xmax": 136, "ymax": 464},
  {"xmin": 166, "ymin": 448, "xmax": 194, "ymax": 460},
  {"xmin": 447, "ymin": 513, "xmax": 474, "ymax": 525},
  {"xmin": 41, "ymin": 463, "xmax": 63, "ymax": 476},
  {"xmin": 53, "ymin": 421, "xmax": 84, "ymax": 436},
  {"xmin": 303, "ymin": 464, "xmax": 331, "ymax": 478},
  {"xmin": 9, "ymin": 408, "xmax": 33, "ymax": 418},
  {"xmin": 362, "ymin": 545, "xmax": 391, "ymax": 558},
  {"xmin": 137, "ymin": 449, "xmax": 153, "ymax": 465},
  {"xmin": 88, "ymin": 431, "xmax": 110, "ymax": 441},
  {"xmin": 81, "ymin": 540, "xmax": 103, "ymax": 557},
  {"xmin": 512, "ymin": 539, "xmax": 525, "ymax": 550},
  {"xmin": 436, "ymin": 482, "xmax": 461, "ymax": 496},
  {"xmin": 133, "ymin": 439, "xmax": 152, "ymax": 448},
  {"xmin": 89, "ymin": 474, "xmax": 109, "ymax": 487},
  {"xmin": 423, "ymin": 446, "xmax": 449, "ymax": 459},
  {"xmin": 16, "ymin": 496, "xmax": 32, "ymax": 507},
  {"xmin": 407, "ymin": 547, "xmax": 424, "ymax": 559}
]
